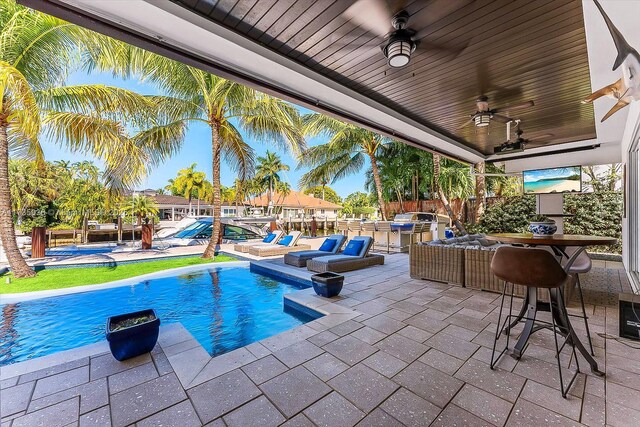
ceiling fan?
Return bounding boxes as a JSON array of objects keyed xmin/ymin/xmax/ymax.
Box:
[
  {"xmin": 459, "ymin": 96, "xmax": 534, "ymax": 129},
  {"xmin": 493, "ymin": 120, "xmax": 553, "ymax": 155},
  {"xmin": 341, "ymin": 0, "xmax": 471, "ymax": 68}
]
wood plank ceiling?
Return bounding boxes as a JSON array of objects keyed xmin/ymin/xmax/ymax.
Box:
[{"xmin": 172, "ymin": 0, "xmax": 596, "ymax": 155}]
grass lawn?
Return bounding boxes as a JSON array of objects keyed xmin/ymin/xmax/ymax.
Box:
[{"xmin": 0, "ymin": 255, "xmax": 236, "ymax": 294}]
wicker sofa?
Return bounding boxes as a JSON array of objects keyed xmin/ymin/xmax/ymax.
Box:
[{"xmin": 410, "ymin": 236, "xmax": 569, "ymax": 301}]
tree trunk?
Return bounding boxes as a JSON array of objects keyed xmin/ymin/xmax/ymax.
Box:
[
  {"xmin": 368, "ymin": 152, "xmax": 386, "ymax": 220},
  {"xmin": 203, "ymin": 121, "xmax": 222, "ymax": 258},
  {"xmin": 474, "ymin": 161, "xmax": 486, "ymax": 223},
  {"xmin": 433, "ymin": 153, "xmax": 467, "ymax": 234},
  {"xmin": 0, "ymin": 121, "xmax": 35, "ymax": 277},
  {"xmin": 197, "ymin": 198, "xmax": 201, "ymax": 216}
]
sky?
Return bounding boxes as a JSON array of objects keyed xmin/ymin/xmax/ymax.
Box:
[{"xmin": 40, "ymin": 70, "xmax": 368, "ymax": 198}]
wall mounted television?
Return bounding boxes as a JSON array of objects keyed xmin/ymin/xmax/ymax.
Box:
[{"xmin": 523, "ymin": 166, "xmax": 582, "ymax": 194}]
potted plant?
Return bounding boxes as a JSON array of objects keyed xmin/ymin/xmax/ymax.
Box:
[
  {"xmin": 106, "ymin": 309, "xmax": 160, "ymax": 361},
  {"xmin": 310, "ymin": 272, "xmax": 344, "ymax": 297},
  {"xmin": 528, "ymin": 214, "xmax": 557, "ymax": 237}
]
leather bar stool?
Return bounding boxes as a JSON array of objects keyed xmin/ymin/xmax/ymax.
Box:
[{"xmin": 490, "ymin": 246, "xmax": 580, "ymax": 398}]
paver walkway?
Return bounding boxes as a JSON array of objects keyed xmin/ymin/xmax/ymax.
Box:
[{"xmin": 1, "ymin": 253, "xmax": 638, "ymax": 426}]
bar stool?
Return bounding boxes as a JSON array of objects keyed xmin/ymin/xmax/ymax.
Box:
[
  {"xmin": 490, "ymin": 246, "xmax": 580, "ymax": 398},
  {"xmin": 361, "ymin": 221, "xmax": 377, "ymax": 249},
  {"xmin": 336, "ymin": 220, "xmax": 349, "ymax": 237},
  {"xmin": 375, "ymin": 221, "xmax": 393, "ymax": 253},
  {"xmin": 347, "ymin": 220, "xmax": 362, "ymax": 240},
  {"xmin": 398, "ymin": 223, "xmax": 416, "ymax": 248},
  {"xmin": 564, "ymin": 247, "xmax": 595, "ymax": 356}
]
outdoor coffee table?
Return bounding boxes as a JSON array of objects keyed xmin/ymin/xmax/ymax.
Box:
[{"xmin": 485, "ymin": 233, "xmax": 617, "ymax": 376}]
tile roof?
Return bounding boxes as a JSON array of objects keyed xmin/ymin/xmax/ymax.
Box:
[{"xmin": 248, "ymin": 190, "xmax": 342, "ymax": 209}]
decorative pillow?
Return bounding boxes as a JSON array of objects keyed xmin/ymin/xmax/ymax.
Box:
[
  {"xmin": 477, "ymin": 238, "xmax": 495, "ymax": 246},
  {"xmin": 343, "ymin": 240, "xmax": 364, "ymax": 256},
  {"xmin": 263, "ymin": 233, "xmax": 276, "ymax": 243},
  {"xmin": 319, "ymin": 238, "xmax": 338, "ymax": 252},
  {"xmin": 278, "ymin": 235, "xmax": 293, "ymax": 246}
]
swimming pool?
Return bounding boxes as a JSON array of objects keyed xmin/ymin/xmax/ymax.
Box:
[{"xmin": 0, "ymin": 265, "xmax": 318, "ymax": 366}]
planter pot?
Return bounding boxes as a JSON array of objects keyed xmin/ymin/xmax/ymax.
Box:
[
  {"xmin": 529, "ymin": 221, "xmax": 557, "ymax": 237},
  {"xmin": 106, "ymin": 309, "xmax": 160, "ymax": 361},
  {"xmin": 141, "ymin": 224, "xmax": 153, "ymax": 249},
  {"xmin": 311, "ymin": 272, "xmax": 344, "ymax": 297}
]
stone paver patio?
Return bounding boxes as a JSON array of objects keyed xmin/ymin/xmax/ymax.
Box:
[{"xmin": 1, "ymin": 253, "xmax": 638, "ymax": 426}]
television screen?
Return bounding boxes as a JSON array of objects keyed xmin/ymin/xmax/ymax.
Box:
[{"xmin": 523, "ymin": 166, "xmax": 582, "ymax": 194}]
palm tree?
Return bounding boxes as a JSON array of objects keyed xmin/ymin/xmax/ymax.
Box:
[
  {"xmin": 89, "ymin": 44, "xmax": 306, "ymax": 257},
  {"xmin": 1, "ymin": 2, "xmax": 184, "ymax": 277},
  {"xmin": 173, "ymin": 163, "xmax": 205, "ymax": 215},
  {"xmin": 299, "ymin": 114, "xmax": 389, "ymax": 220},
  {"xmin": 255, "ymin": 151, "xmax": 289, "ymax": 206},
  {"xmin": 121, "ymin": 195, "xmax": 159, "ymax": 224},
  {"xmin": 433, "ymin": 154, "xmax": 469, "ymax": 233}
]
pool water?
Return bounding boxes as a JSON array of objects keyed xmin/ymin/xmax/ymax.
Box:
[
  {"xmin": 43, "ymin": 246, "xmax": 116, "ymax": 256},
  {"xmin": 0, "ymin": 266, "xmax": 317, "ymax": 366}
]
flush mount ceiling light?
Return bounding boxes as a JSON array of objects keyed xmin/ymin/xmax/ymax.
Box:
[{"xmin": 383, "ymin": 32, "xmax": 416, "ymax": 68}]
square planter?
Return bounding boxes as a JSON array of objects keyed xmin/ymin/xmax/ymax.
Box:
[
  {"xmin": 106, "ymin": 309, "xmax": 160, "ymax": 361},
  {"xmin": 311, "ymin": 272, "xmax": 344, "ymax": 297}
]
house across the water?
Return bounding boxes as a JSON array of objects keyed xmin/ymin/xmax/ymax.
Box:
[
  {"xmin": 248, "ymin": 190, "xmax": 342, "ymax": 219},
  {"xmin": 132, "ymin": 189, "xmax": 240, "ymax": 221}
]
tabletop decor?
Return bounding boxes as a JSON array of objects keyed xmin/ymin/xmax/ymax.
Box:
[{"xmin": 528, "ymin": 214, "xmax": 557, "ymax": 237}]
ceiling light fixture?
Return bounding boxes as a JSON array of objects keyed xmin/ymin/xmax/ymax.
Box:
[
  {"xmin": 383, "ymin": 33, "xmax": 416, "ymax": 68},
  {"xmin": 474, "ymin": 113, "xmax": 492, "ymax": 127}
]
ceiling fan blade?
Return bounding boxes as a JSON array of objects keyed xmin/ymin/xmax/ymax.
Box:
[
  {"xmin": 476, "ymin": 61, "xmax": 490, "ymax": 98},
  {"xmin": 493, "ymin": 100, "xmax": 534, "ymax": 113},
  {"xmin": 415, "ymin": 39, "xmax": 469, "ymax": 59},
  {"xmin": 492, "ymin": 114, "xmax": 513, "ymax": 124},
  {"xmin": 412, "ymin": 0, "xmax": 473, "ymax": 40},
  {"xmin": 343, "ymin": 0, "xmax": 393, "ymax": 38},
  {"xmin": 457, "ymin": 116, "xmax": 475, "ymax": 130}
]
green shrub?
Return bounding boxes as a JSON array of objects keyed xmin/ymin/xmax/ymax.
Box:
[
  {"xmin": 564, "ymin": 192, "xmax": 622, "ymax": 254},
  {"xmin": 469, "ymin": 195, "xmax": 536, "ymax": 234},
  {"xmin": 467, "ymin": 192, "xmax": 622, "ymax": 254}
]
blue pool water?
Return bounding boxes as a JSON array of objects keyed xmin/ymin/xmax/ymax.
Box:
[
  {"xmin": 44, "ymin": 246, "xmax": 116, "ymax": 256},
  {"xmin": 0, "ymin": 266, "xmax": 317, "ymax": 366}
]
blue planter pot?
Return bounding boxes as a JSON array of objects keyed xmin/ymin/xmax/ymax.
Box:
[
  {"xmin": 106, "ymin": 309, "xmax": 160, "ymax": 361},
  {"xmin": 311, "ymin": 272, "xmax": 344, "ymax": 297},
  {"xmin": 529, "ymin": 221, "xmax": 557, "ymax": 237}
]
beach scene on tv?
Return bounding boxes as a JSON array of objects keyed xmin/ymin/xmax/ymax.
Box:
[{"xmin": 523, "ymin": 166, "xmax": 582, "ymax": 194}]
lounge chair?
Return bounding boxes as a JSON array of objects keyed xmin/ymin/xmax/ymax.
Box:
[
  {"xmin": 247, "ymin": 231, "xmax": 311, "ymax": 257},
  {"xmin": 233, "ymin": 230, "xmax": 283, "ymax": 253},
  {"xmin": 306, "ymin": 236, "xmax": 384, "ymax": 273},
  {"xmin": 283, "ymin": 234, "xmax": 347, "ymax": 267}
]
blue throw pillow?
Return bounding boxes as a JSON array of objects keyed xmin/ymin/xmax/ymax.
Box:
[
  {"xmin": 263, "ymin": 233, "xmax": 276, "ymax": 243},
  {"xmin": 343, "ymin": 240, "xmax": 364, "ymax": 256},
  {"xmin": 278, "ymin": 235, "xmax": 293, "ymax": 246},
  {"xmin": 319, "ymin": 238, "xmax": 337, "ymax": 252}
]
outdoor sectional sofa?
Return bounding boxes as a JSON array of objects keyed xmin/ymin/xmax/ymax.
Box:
[
  {"xmin": 409, "ymin": 235, "xmax": 573, "ymax": 301},
  {"xmin": 306, "ymin": 236, "xmax": 384, "ymax": 273}
]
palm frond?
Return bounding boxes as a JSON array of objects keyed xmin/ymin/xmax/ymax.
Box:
[
  {"xmin": 1, "ymin": 61, "xmax": 42, "ymax": 160},
  {"xmin": 220, "ymin": 120, "xmax": 255, "ymax": 181}
]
